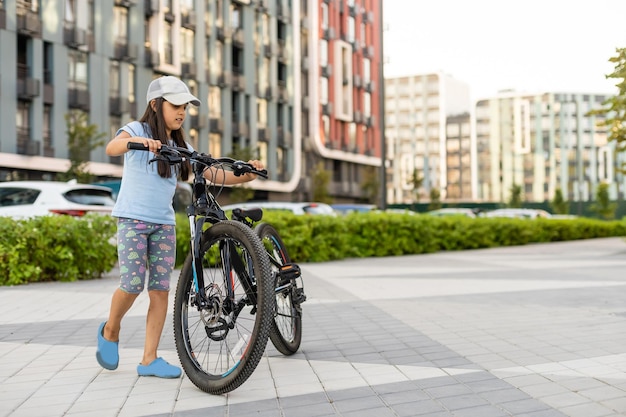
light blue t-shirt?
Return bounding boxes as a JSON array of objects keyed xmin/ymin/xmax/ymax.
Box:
[{"xmin": 111, "ymin": 121, "xmax": 182, "ymax": 225}]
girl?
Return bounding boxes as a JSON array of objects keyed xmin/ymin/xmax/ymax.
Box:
[{"xmin": 96, "ymin": 76, "xmax": 263, "ymax": 378}]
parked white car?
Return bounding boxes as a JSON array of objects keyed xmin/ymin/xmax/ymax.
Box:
[
  {"xmin": 221, "ymin": 201, "xmax": 336, "ymax": 216},
  {"xmin": 0, "ymin": 180, "xmax": 116, "ymax": 219},
  {"xmin": 482, "ymin": 208, "xmax": 551, "ymax": 219}
]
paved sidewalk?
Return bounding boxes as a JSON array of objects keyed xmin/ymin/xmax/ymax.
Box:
[{"xmin": 1, "ymin": 237, "xmax": 626, "ymax": 417}]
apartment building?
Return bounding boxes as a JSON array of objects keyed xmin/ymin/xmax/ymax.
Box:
[
  {"xmin": 300, "ymin": 0, "xmax": 383, "ymax": 203},
  {"xmin": 384, "ymin": 72, "xmax": 471, "ymax": 204},
  {"xmin": 474, "ymin": 91, "xmax": 623, "ymax": 203},
  {"xmin": 0, "ymin": 0, "xmax": 384, "ymax": 204}
]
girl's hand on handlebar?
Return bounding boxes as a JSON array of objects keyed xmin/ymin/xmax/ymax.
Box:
[
  {"xmin": 131, "ymin": 138, "xmax": 161, "ymax": 154},
  {"xmin": 243, "ymin": 159, "xmax": 265, "ymax": 181}
]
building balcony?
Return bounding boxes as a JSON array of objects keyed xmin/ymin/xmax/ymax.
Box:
[
  {"xmin": 255, "ymin": 0, "xmax": 268, "ymax": 13},
  {"xmin": 109, "ymin": 96, "xmax": 130, "ymax": 116},
  {"xmin": 68, "ymin": 88, "xmax": 90, "ymax": 111},
  {"xmin": 256, "ymin": 84, "xmax": 272, "ymax": 100},
  {"xmin": 17, "ymin": 10, "xmax": 41, "ymax": 37},
  {"xmin": 114, "ymin": 0, "xmax": 136, "ymax": 7},
  {"xmin": 182, "ymin": 62, "xmax": 197, "ymax": 79},
  {"xmin": 233, "ymin": 28, "xmax": 244, "ymax": 46},
  {"xmin": 144, "ymin": 0, "xmax": 159, "ymax": 15},
  {"xmin": 277, "ymin": 3, "xmax": 289, "ymax": 22},
  {"xmin": 209, "ymin": 118, "xmax": 224, "ymax": 133},
  {"xmin": 277, "ymin": 85, "xmax": 288, "ymax": 103},
  {"xmin": 189, "ymin": 114, "xmax": 206, "ymax": 130},
  {"xmin": 0, "ymin": 8, "xmax": 6, "ymax": 29},
  {"xmin": 181, "ymin": 11, "xmax": 196, "ymax": 29},
  {"xmin": 258, "ymin": 127, "xmax": 268, "ymax": 142},
  {"xmin": 17, "ymin": 77, "xmax": 40, "ymax": 101},
  {"xmin": 322, "ymin": 103, "xmax": 333, "ymax": 116},
  {"xmin": 19, "ymin": 140, "xmax": 41, "ymax": 156},
  {"xmin": 64, "ymin": 26, "xmax": 87, "ymax": 49},
  {"xmin": 231, "ymin": 73, "xmax": 245, "ymax": 91},
  {"xmin": 144, "ymin": 48, "xmax": 160, "ymax": 68},
  {"xmin": 217, "ymin": 71, "xmax": 231, "ymax": 87},
  {"xmin": 217, "ymin": 26, "xmax": 231, "ymax": 42},
  {"xmin": 321, "ymin": 64, "xmax": 332, "ymax": 78},
  {"xmin": 277, "ymin": 39, "xmax": 287, "ymax": 62},
  {"xmin": 43, "ymin": 83, "xmax": 54, "ymax": 105},
  {"xmin": 114, "ymin": 41, "xmax": 138, "ymax": 61},
  {"xmin": 277, "ymin": 127, "xmax": 292, "ymax": 148},
  {"xmin": 232, "ymin": 122, "xmax": 249, "ymax": 138},
  {"xmin": 322, "ymin": 27, "xmax": 335, "ymax": 40}
]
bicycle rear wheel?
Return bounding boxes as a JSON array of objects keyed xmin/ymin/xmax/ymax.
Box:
[
  {"xmin": 174, "ymin": 221, "xmax": 273, "ymax": 394},
  {"xmin": 255, "ymin": 223, "xmax": 303, "ymax": 355}
]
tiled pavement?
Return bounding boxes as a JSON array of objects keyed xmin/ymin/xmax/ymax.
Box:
[{"xmin": 1, "ymin": 237, "xmax": 626, "ymax": 417}]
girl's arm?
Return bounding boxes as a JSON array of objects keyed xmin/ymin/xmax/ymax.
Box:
[
  {"xmin": 203, "ymin": 160, "xmax": 264, "ymax": 185},
  {"xmin": 105, "ymin": 131, "xmax": 163, "ymax": 156}
]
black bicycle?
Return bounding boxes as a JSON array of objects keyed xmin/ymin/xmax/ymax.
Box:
[{"xmin": 127, "ymin": 142, "xmax": 304, "ymax": 394}]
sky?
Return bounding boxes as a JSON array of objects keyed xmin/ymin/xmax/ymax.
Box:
[{"xmin": 382, "ymin": 0, "xmax": 626, "ymax": 100}]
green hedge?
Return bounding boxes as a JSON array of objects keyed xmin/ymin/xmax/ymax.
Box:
[
  {"xmin": 0, "ymin": 214, "xmax": 117, "ymax": 286},
  {"xmin": 2, "ymin": 212, "xmax": 626, "ymax": 286}
]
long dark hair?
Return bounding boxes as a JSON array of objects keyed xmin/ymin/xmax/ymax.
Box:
[{"xmin": 139, "ymin": 97, "xmax": 191, "ymax": 180}]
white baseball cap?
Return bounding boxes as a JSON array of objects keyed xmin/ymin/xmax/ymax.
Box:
[{"xmin": 146, "ymin": 76, "xmax": 201, "ymax": 106}]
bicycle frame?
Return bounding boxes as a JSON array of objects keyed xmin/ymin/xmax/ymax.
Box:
[{"xmin": 186, "ymin": 160, "xmax": 258, "ymax": 313}]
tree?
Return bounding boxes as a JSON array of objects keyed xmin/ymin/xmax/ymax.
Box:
[
  {"xmin": 360, "ymin": 166, "xmax": 379, "ymax": 204},
  {"xmin": 588, "ymin": 47, "xmax": 626, "ymax": 172},
  {"xmin": 550, "ymin": 188, "xmax": 569, "ymax": 214},
  {"xmin": 428, "ymin": 188, "xmax": 441, "ymax": 211},
  {"xmin": 507, "ymin": 183, "xmax": 523, "ymax": 208},
  {"xmin": 311, "ymin": 161, "xmax": 332, "ymax": 203},
  {"xmin": 590, "ymin": 182, "xmax": 617, "ymax": 220},
  {"xmin": 227, "ymin": 144, "xmax": 257, "ymax": 203},
  {"xmin": 410, "ymin": 168, "xmax": 424, "ymax": 203},
  {"xmin": 57, "ymin": 110, "xmax": 106, "ymax": 183}
]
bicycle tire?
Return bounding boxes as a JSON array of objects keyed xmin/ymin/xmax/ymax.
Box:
[
  {"xmin": 174, "ymin": 220, "xmax": 273, "ymax": 394},
  {"xmin": 255, "ymin": 222, "xmax": 303, "ymax": 355}
]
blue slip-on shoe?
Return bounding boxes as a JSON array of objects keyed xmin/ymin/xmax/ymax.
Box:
[
  {"xmin": 96, "ymin": 322, "xmax": 119, "ymax": 370},
  {"xmin": 137, "ymin": 357, "xmax": 182, "ymax": 378}
]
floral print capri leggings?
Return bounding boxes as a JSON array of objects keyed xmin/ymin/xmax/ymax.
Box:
[{"xmin": 116, "ymin": 218, "xmax": 176, "ymax": 294}]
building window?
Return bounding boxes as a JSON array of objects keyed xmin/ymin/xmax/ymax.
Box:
[
  {"xmin": 209, "ymin": 86, "xmax": 221, "ymax": 118},
  {"xmin": 109, "ymin": 61, "xmax": 120, "ymax": 97},
  {"xmin": 164, "ymin": 21, "xmax": 173, "ymax": 64},
  {"xmin": 128, "ymin": 64, "xmax": 135, "ymax": 104},
  {"xmin": 43, "ymin": 41, "xmax": 53, "ymax": 84},
  {"xmin": 113, "ymin": 6, "xmax": 128, "ymax": 40},
  {"xmin": 68, "ymin": 49, "xmax": 88, "ymax": 88},
  {"xmin": 43, "ymin": 105, "xmax": 53, "ymax": 156},
  {"xmin": 231, "ymin": 3, "xmax": 242, "ymax": 28}
]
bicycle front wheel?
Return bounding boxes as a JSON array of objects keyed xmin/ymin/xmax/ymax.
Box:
[
  {"xmin": 256, "ymin": 223, "xmax": 303, "ymax": 355},
  {"xmin": 174, "ymin": 220, "xmax": 273, "ymax": 394}
]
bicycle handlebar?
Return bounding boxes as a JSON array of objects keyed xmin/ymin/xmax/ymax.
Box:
[{"xmin": 127, "ymin": 142, "xmax": 268, "ymax": 178}]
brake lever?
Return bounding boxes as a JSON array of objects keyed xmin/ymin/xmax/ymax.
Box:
[{"xmin": 149, "ymin": 155, "xmax": 183, "ymax": 164}]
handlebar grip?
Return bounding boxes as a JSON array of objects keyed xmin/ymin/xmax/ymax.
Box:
[{"xmin": 127, "ymin": 142, "xmax": 149, "ymax": 150}]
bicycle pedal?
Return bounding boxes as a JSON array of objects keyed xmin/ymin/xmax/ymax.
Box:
[
  {"xmin": 278, "ymin": 263, "xmax": 301, "ymax": 281},
  {"xmin": 293, "ymin": 288, "xmax": 307, "ymax": 305}
]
